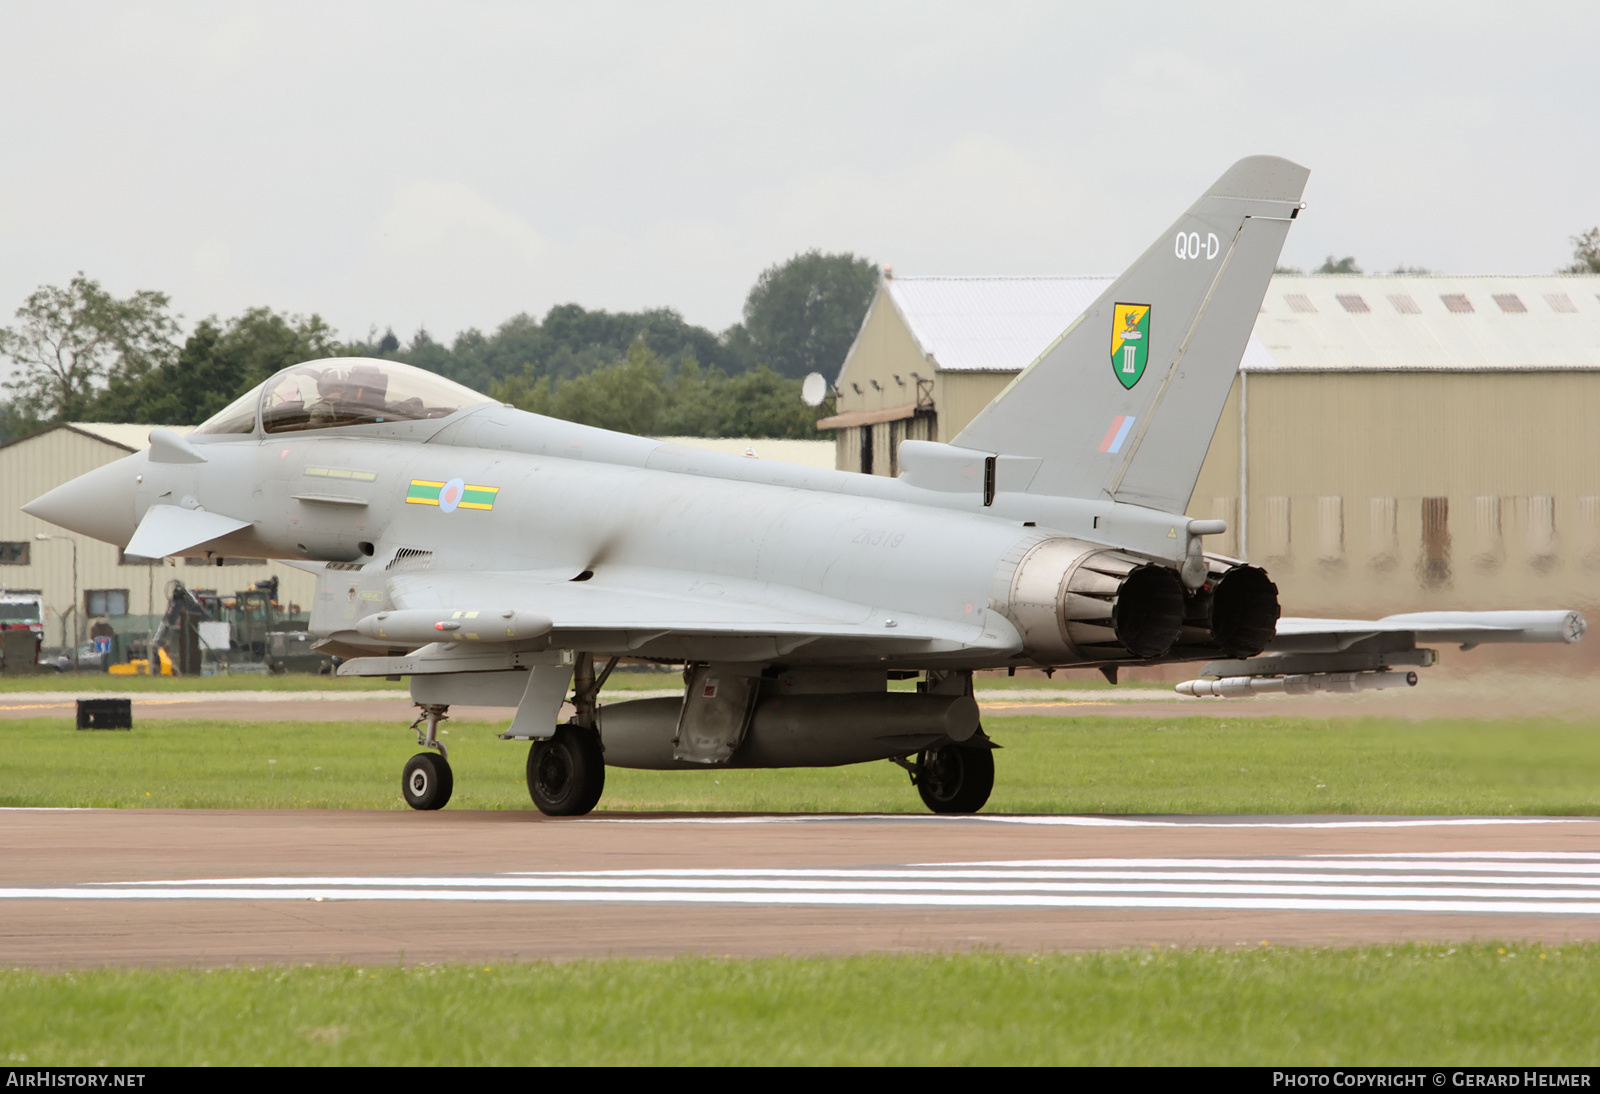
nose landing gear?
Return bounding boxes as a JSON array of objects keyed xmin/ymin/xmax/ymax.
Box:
[
  {"xmin": 402, "ymin": 751, "xmax": 453, "ymax": 810},
  {"xmin": 401, "ymin": 703, "xmax": 453, "ymax": 811}
]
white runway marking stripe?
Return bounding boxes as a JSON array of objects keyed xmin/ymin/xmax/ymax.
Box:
[
  {"xmin": 585, "ymin": 814, "xmax": 1586, "ymax": 829},
  {"xmin": 8, "ymin": 854, "xmax": 1600, "ymax": 915},
  {"xmin": 930, "ymin": 857, "xmax": 1600, "ymax": 875}
]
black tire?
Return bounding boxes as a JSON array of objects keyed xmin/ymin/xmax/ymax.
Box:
[
  {"xmin": 402, "ymin": 752, "xmax": 453, "ymax": 811},
  {"xmin": 527, "ymin": 724, "xmax": 606, "ymax": 817},
  {"xmin": 915, "ymin": 742, "xmax": 994, "ymax": 814}
]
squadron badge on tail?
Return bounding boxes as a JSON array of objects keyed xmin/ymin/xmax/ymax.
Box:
[{"xmin": 1111, "ymin": 303, "xmax": 1150, "ymax": 389}]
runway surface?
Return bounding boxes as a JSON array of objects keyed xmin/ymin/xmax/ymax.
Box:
[{"xmin": 4, "ymin": 808, "xmax": 1599, "ymax": 968}]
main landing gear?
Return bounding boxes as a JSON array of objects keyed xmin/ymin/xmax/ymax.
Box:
[
  {"xmin": 397, "ymin": 655, "xmax": 617, "ymax": 815},
  {"xmin": 525, "ymin": 653, "xmax": 612, "ymax": 817},
  {"xmin": 898, "ymin": 729, "xmax": 997, "ymax": 814},
  {"xmin": 527, "ymin": 724, "xmax": 606, "ymax": 816},
  {"xmin": 402, "ymin": 704, "xmax": 453, "ymax": 810}
]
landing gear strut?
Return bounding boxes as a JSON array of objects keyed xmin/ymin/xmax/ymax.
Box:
[
  {"xmin": 402, "ymin": 703, "xmax": 453, "ymax": 810},
  {"xmin": 903, "ymin": 730, "xmax": 996, "ymax": 814},
  {"xmin": 524, "ymin": 653, "xmax": 614, "ymax": 817}
]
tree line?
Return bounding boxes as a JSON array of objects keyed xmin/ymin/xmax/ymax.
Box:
[
  {"xmin": 9, "ymin": 227, "xmax": 1597, "ymax": 443},
  {"xmin": 0, "ymin": 250, "xmax": 879, "ymax": 441}
]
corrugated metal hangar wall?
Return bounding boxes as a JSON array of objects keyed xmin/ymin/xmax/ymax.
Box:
[{"xmin": 825, "ymin": 274, "xmax": 1600, "ymax": 619}]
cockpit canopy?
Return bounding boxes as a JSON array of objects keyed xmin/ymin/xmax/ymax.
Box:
[{"xmin": 192, "ymin": 359, "xmax": 495, "ymax": 436}]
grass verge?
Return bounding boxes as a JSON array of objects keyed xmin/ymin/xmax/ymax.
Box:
[
  {"xmin": 2, "ymin": 714, "xmax": 1597, "ymax": 813},
  {"xmin": 0, "ymin": 670, "xmax": 685, "ymax": 693},
  {"xmin": 0, "ymin": 673, "xmax": 401, "ymax": 693},
  {"xmin": 0, "ymin": 670, "xmax": 1106, "ymax": 693},
  {"xmin": 0, "ymin": 945, "xmax": 1593, "ymax": 1066}
]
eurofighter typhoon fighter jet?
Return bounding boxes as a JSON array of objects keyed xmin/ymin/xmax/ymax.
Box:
[{"xmin": 24, "ymin": 156, "xmax": 1586, "ymax": 815}]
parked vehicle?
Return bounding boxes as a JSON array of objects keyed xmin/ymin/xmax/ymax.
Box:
[
  {"xmin": 0, "ymin": 592, "xmax": 45, "ymax": 640},
  {"xmin": 43, "ymin": 641, "xmax": 110, "ymax": 673}
]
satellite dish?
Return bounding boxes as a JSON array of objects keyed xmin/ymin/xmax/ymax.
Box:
[{"xmin": 801, "ymin": 372, "xmax": 827, "ymax": 407}]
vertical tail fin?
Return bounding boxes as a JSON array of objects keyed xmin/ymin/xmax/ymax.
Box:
[{"xmin": 953, "ymin": 155, "xmax": 1308, "ymax": 511}]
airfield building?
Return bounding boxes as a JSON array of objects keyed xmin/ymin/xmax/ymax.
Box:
[{"xmin": 822, "ymin": 273, "xmax": 1600, "ymax": 619}]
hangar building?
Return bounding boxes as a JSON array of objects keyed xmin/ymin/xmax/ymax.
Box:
[{"xmin": 822, "ymin": 274, "xmax": 1600, "ymax": 618}]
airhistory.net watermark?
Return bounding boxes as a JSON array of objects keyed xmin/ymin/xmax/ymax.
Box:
[{"xmin": 5, "ymin": 1074, "xmax": 146, "ymax": 1088}]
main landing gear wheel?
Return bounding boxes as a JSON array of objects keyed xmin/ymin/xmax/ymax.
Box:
[
  {"xmin": 527, "ymin": 724, "xmax": 606, "ymax": 817},
  {"xmin": 402, "ymin": 752, "xmax": 453, "ymax": 810},
  {"xmin": 915, "ymin": 742, "xmax": 994, "ymax": 814}
]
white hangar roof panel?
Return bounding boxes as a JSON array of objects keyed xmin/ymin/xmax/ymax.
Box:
[
  {"xmin": 881, "ymin": 275, "xmax": 1278, "ymax": 374},
  {"xmin": 1254, "ymin": 275, "xmax": 1600, "ymax": 372},
  {"xmin": 886, "ymin": 276, "xmax": 1110, "ymax": 372},
  {"xmin": 871, "ymin": 274, "xmax": 1600, "ymax": 377},
  {"xmin": 62, "ymin": 422, "xmax": 195, "ymax": 450}
]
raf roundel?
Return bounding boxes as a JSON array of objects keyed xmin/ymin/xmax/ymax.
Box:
[{"xmin": 405, "ymin": 478, "xmax": 500, "ymax": 512}]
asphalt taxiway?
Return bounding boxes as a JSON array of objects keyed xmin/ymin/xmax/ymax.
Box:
[{"xmin": 3, "ymin": 808, "xmax": 1598, "ymax": 968}]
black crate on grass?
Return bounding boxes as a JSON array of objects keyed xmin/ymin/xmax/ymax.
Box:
[{"xmin": 76, "ymin": 698, "xmax": 132, "ymax": 730}]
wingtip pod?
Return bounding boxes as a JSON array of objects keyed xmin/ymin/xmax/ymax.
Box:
[
  {"xmin": 1202, "ymin": 155, "xmax": 1311, "ymax": 205},
  {"xmin": 1374, "ymin": 609, "xmax": 1587, "ymax": 645}
]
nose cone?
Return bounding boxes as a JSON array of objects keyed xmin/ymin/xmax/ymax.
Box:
[{"xmin": 23, "ymin": 454, "xmax": 144, "ymax": 546}]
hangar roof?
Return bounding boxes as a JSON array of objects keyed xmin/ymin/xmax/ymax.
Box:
[
  {"xmin": 870, "ymin": 274, "xmax": 1600, "ymax": 376},
  {"xmin": 64, "ymin": 423, "xmax": 195, "ymax": 450},
  {"xmin": 881, "ymin": 276, "xmax": 1109, "ymax": 373},
  {"xmin": 0, "ymin": 422, "xmax": 197, "ymax": 454},
  {"xmin": 1255, "ymin": 275, "xmax": 1600, "ymax": 371}
]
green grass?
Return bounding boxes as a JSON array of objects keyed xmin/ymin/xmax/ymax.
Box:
[
  {"xmin": 0, "ymin": 673, "xmax": 402, "ymax": 692},
  {"xmin": 1, "ymin": 945, "xmax": 1595, "ymax": 1065},
  {"xmin": 1, "ymin": 670, "xmax": 1097, "ymax": 693},
  {"xmin": 0, "ymin": 670, "xmax": 683, "ymax": 693},
  {"xmin": 4, "ymin": 714, "xmax": 1598, "ymax": 814}
]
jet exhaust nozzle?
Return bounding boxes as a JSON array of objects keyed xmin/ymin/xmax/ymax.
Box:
[
  {"xmin": 1006, "ymin": 538, "xmax": 1187, "ymax": 664},
  {"xmin": 1173, "ymin": 561, "xmax": 1281, "ymax": 659}
]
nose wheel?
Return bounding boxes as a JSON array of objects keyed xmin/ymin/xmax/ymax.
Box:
[
  {"xmin": 401, "ymin": 703, "xmax": 453, "ymax": 811},
  {"xmin": 402, "ymin": 752, "xmax": 453, "ymax": 810}
]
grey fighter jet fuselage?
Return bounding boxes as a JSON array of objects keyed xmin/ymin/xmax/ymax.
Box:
[{"xmin": 24, "ymin": 156, "xmax": 1585, "ymax": 815}]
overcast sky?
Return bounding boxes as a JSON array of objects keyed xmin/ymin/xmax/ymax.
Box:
[{"xmin": 3, "ymin": 1, "xmax": 1596, "ymax": 346}]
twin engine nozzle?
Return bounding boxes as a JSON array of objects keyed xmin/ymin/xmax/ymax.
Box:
[{"xmin": 1006, "ymin": 537, "xmax": 1280, "ymax": 667}]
